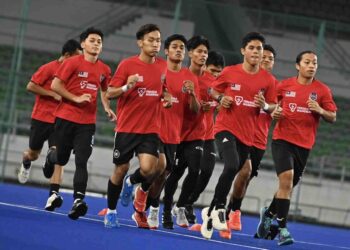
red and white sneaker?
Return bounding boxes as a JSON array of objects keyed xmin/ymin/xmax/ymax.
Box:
[
  {"xmin": 133, "ymin": 186, "xmax": 148, "ymax": 212},
  {"xmin": 228, "ymin": 210, "xmax": 242, "ymax": 231},
  {"xmin": 132, "ymin": 211, "xmax": 150, "ymax": 229}
]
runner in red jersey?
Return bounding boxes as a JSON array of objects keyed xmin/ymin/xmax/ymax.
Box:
[
  {"xmin": 18, "ymin": 39, "xmax": 81, "ymax": 185},
  {"xmin": 49, "ymin": 27, "xmax": 115, "ymax": 220},
  {"xmin": 162, "ymin": 35, "xmax": 209, "ymax": 229},
  {"xmin": 144, "ymin": 34, "xmax": 200, "ymax": 229},
  {"xmin": 200, "ymin": 32, "xmax": 277, "ymax": 240},
  {"xmin": 104, "ymin": 24, "xmax": 172, "ymax": 229},
  {"xmin": 225, "ymin": 45, "xmax": 277, "ymax": 235},
  {"xmin": 257, "ymin": 51, "xmax": 337, "ymax": 246},
  {"xmin": 185, "ymin": 51, "xmax": 225, "ymax": 226}
]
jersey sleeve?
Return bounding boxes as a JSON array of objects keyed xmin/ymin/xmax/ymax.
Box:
[
  {"xmin": 109, "ymin": 60, "xmax": 128, "ymax": 88},
  {"xmin": 54, "ymin": 58, "xmax": 78, "ymax": 83},
  {"xmin": 212, "ymin": 67, "xmax": 230, "ymax": 93},
  {"xmin": 264, "ymin": 75, "xmax": 277, "ymax": 104},
  {"xmin": 321, "ymin": 86, "xmax": 337, "ymax": 112},
  {"xmin": 31, "ymin": 64, "xmax": 52, "ymax": 86},
  {"xmin": 101, "ymin": 65, "xmax": 111, "ymax": 92}
]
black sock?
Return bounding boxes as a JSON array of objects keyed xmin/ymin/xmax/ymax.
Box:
[
  {"xmin": 141, "ymin": 182, "xmax": 151, "ymax": 192},
  {"xmin": 276, "ymin": 198, "xmax": 290, "ymax": 228},
  {"xmin": 266, "ymin": 197, "xmax": 277, "ymax": 218},
  {"xmin": 22, "ymin": 159, "xmax": 31, "ymax": 169},
  {"xmin": 147, "ymin": 196, "xmax": 160, "ymax": 210},
  {"xmin": 107, "ymin": 179, "xmax": 122, "ymax": 210},
  {"xmin": 130, "ymin": 168, "xmax": 147, "ymax": 185},
  {"xmin": 231, "ymin": 197, "xmax": 243, "ymax": 211},
  {"xmin": 49, "ymin": 184, "xmax": 60, "ymax": 196}
]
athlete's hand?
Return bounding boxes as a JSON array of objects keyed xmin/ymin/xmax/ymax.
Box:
[
  {"xmin": 254, "ymin": 91, "xmax": 265, "ymax": 108},
  {"xmin": 162, "ymin": 92, "xmax": 173, "ymax": 108},
  {"xmin": 74, "ymin": 93, "xmax": 91, "ymax": 104},
  {"xmin": 307, "ymin": 98, "xmax": 323, "ymax": 115},
  {"xmin": 126, "ymin": 74, "xmax": 140, "ymax": 89},
  {"xmin": 51, "ymin": 92, "xmax": 62, "ymax": 102},
  {"xmin": 201, "ymin": 101, "xmax": 211, "ymax": 112},
  {"xmin": 271, "ymin": 104, "xmax": 283, "ymax": 120},
  {"xmin": 220, "ymin": 96, "xmax": 233, "ymax": 109},
  {"xmin": 183, "ymin": 80, "xmax": 195, "ymax": 96},
  {"xmin": 105, "ymin": 108, "xmax": 116, "ymax": 121}
]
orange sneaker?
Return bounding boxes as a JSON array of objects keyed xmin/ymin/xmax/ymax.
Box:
[
  {"xmin": 132, "ymin": 211, "xmax": 150, "ymax": 229},
  {"xmin": 228, "ymin": 210, "xmax": 242, "ymax": 231},
  {"xmin": 133, "ymin": 186, "xmax": 148, "ymax": 212},
  {"xmin": 98, "ymin": 208, "xmax": 108, "ymax": 216},
  {"xmin": 189, "ymin": 223, "xmax": 202, "ymax": 231},
  {"xmin": 219, "ymin": 222, "xmax": 232, "ymax": 239}
]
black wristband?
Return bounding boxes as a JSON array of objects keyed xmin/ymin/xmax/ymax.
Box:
[{"xmin": 217, "ymin": 95, "xmax": 223, "ymax": 103}]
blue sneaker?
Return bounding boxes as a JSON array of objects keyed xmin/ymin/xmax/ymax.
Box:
[
  {"xmin": 278, "ymin": 228, "xmax": 294, "ymax": 246},
  {"xmin": 120, "ymin": 175, "xmax": 134, "ymax": 207},
  {"xmin": 257, "ymin": 207, "xmax": 273, "ymax": 238},
  {"xmin": 104, "ymin": 212, "xmax": 120, "ymax": 228}
]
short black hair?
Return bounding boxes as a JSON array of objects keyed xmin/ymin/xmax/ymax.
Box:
[
  {"xmin": 263, "ymin": 44, "xmax": 276, "ymax": 58},
  {"xmin": 206, "ymin": 51, "xmax": 225, "ymax": 67},
  {"xmin": 136, "ymin": 24, "xmax": 160, "ymax": 40},
  {"xmin": 187, "ymin": 35, "xmax": 210, "ymax": 51},
  {"xmin": 241, "ymin": 32, "xmax": 265, "ymax": 48},
  {"xmin": 79, "ymin": 27, "xmax": 104, "ymax": 42},
  {"xmin": 296, "ymin": 50, "xmax": 316, "ymax": 64},
  {"xmin": 61, "ymin": 39, "xmax": 82, "ymax": 56},
  {"xmin": 164, "ymin": 34, "xmax": 187, "ymax": 50}
]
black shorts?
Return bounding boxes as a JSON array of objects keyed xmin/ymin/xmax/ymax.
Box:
[
  {"xmin": 113, "ymin": 132, "xmax": 160, "ymax": 165},
  {"xmin": 55, "ymin": 118, "xmax": 95, "ymax": 166},
  {"xmin": 272, "ymin": 139, "xmax": 310, "ymax": 186},
  {"xmin": 159, "ymin": 142, "xmax": 178, "ymax": 172},
  {"xmin": 29, "ymin": 119, "xmax": 56, "ymax": 150},
  {"xmin": 215, "ymin": 131, "xmax": 251, "ymax": 171},
  {"xmin": 250, "ymin": 146, "xmax": 266, "ymax": 178}
]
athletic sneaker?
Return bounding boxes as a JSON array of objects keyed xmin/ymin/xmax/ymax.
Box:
[
  {"xmin": 211, "ymin": 208, "xmax": 227, "ymax": 231},
  {"xmin": 104, "ymin": 211, "xmax": 120, "ymax": 228},
  {"xmin": 257, "ymin": 206, "xmax": 273, "ymax": 238},
  {"xmin": 147, "ymin": 206, "xmax": 159, "ymax": 229},
  {"xmin": 228, "ymin": 210, "xmax": 242, "ymax": 231},
  {"xmin": 162, "ymin": 211, "xmax": 174, "ymax": 229},
  {"xmin": 200, "ymin": 207, "xmax": 213, "ymax": 239},
  {"xmin": 219, "ymin": 221, "xmax": 232, "ymax": 239},
  {"xmin": 42, "ymin": 148, "xmax": 56, "ymax": 178},
  {"xmin": 18, "ymin": 163, "xmax": 31, "ymax": 184},
  {"xmin": 45, "ymin": 192, "xmax": 63, "ymax": 211},
  {"xmin": 68, "ymin": 199, "xmax": 88, "ymax": 220},
  {"xmin": 171, "ymin": 206, "xmax": 189, "ymax": 228},
  {"xmin": 120, "ymin": 175, "xmax": 134, "ymax": 207},
  {"xmin": 185, "ymin": 204, "xmax": 196, "ymax": 224},
  {"xmin": 278, "ymin": 228, "xmax": 294, "ymax": 246},
  {"xmin": 132, "ymin": 211, "xmax": 149, "ymax": 228},
  {"xmin": 133, "ymin": 186, "xmax": 148, "ymax": 212}
]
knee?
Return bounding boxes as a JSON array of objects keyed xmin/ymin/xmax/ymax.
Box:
[
  {"xmin": 278, "ymin": 172, "xmax": 294, "ymax": 192},
  {"xmin": 25, "ymin": 150, "xmax": 39, "ymax": 161}
]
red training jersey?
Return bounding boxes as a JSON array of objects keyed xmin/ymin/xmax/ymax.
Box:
[
  {"xmin": 54, "ymin": 55, "xmax": 111, "ymax": 124},
  {"xmin": 160, "ymin": 68, "xmax": 197, "ymax": 144},
  {"xmin": 110, "ymin": 56, "xmax": 167, "ymax": 134},
  {"xmin": 213, "ymin": 64, "xmax": 276, "ymax": 146},
  {"xmin": 30, "ymin": 60, "xmax": 61, "ymax": 123},
  {"xmin": 273, "ymin": 77, "xmax": 337, "ymax": 149}
]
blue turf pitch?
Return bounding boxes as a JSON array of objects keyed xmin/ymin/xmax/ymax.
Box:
[{"xmin": 0, "ymin": 183, "xmax": 349, "ymax": 250}]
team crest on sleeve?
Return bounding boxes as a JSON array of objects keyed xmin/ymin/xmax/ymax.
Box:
[
  {"xmin": 100, "ymin": 74, "xmax": 106, "ymax": 82},
  {"xmin": 309, "ymin": 92, "xmax": 317, "ymax": 101},
  {"xmin": 207, "ymin": 87, "xmax": 213, "ymax": 95},
  {"xmin": 289, "ymin": 103, "xmax": 297, "ymax": 112},
  {"xmin": 230, "ymin": 83, "xmax": 241, "ymax": 91},
  {"xmin": 235, "ymin": 96, "xmax": 243, "ymax": 105}
]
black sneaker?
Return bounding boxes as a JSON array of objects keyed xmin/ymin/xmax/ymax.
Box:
[
  {"xmin": 68, "ymin": 199, "xmax": 88, "ymax": 220},
  {"xmin": 45, "ymin": 192, "xmax": 63, "ymax": 211},
  {"xmin": 43, "ymin": 148, "xmax": 56, "ymax": 179},
  {"xmin": 185, "ymin": 204, "xmax": 196, "ymax": 224},
  {"xmin": 162, "ymin": 211, "xmax": 174, "ymax": 229}
]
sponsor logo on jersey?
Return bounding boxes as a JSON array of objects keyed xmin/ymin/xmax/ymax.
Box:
[
  {"xmin": 289, "ymin": 103, "xmax": 297, "ymax": 112},
  {"xmin": 137, "ymin": 88, "xmax": 159, "ymax": 97},
  {"xmin": 80, "ymin": 80, "xmax": 97, "ymax": 90},
  {"xmin": 235, "ymin": 96, "xmax": 243, "ymax": 105}
]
